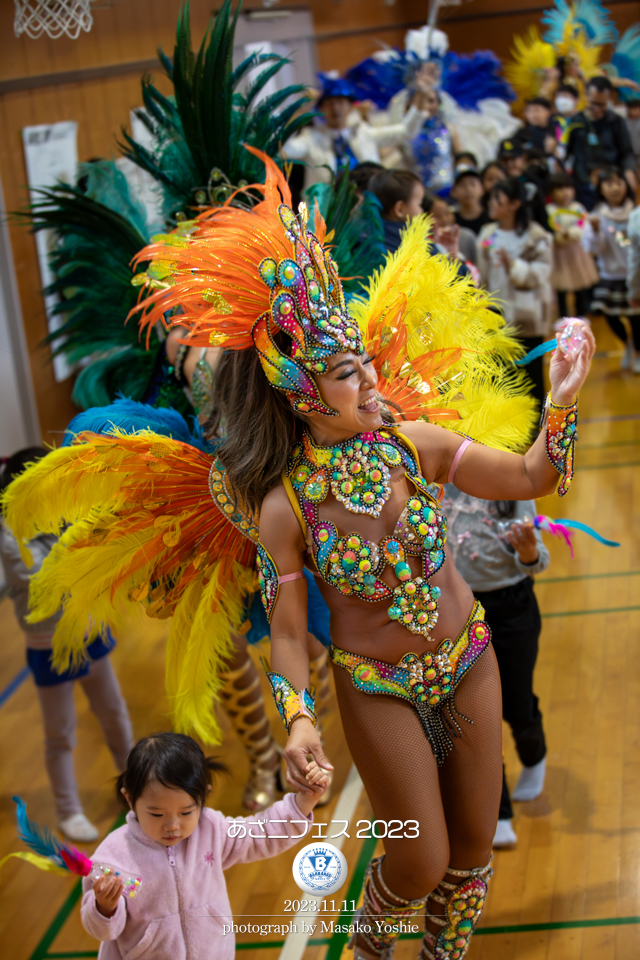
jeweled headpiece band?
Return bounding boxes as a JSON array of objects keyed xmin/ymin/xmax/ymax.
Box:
[{"xmin": 253, "ymin": 201, "xmax": 363, "ymax": 416}]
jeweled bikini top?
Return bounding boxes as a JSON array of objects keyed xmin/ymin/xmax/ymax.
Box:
[{"xmin": 285, "ymin": 428, "xmax": 447, "ymax": 637}]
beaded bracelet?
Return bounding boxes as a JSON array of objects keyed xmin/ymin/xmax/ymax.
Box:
[
  {"xmin": 264, "ymin": 670, "xmax": 317, "ymax": 733},
  {"xmin": 544, "ymin": 393, "xmax": 578, "ymax": 497}
]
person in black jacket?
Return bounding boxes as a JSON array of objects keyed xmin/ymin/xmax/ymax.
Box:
[{"xmin": 565, "ymin": 75, "xmax": 637, "ymax": 210}]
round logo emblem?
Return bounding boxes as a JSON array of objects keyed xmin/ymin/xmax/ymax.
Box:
[{"xmin": 292, "ymin": 842, "xmax": 348, "ymax": 895}]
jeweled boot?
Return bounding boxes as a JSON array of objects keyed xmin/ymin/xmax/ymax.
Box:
[
  {"xmin": 349, "ymin": 856, "xmax": 427, "ymax": 960},
  {"xmin": 419, "ymin": 859, "xmax": 493, "ymax": 960},
  {"xmin": 219, "ymin": 656, "xmax": 283, "ymax": 812}
]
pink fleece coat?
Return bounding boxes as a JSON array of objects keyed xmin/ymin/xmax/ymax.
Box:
[{"xmin": 81, "ymin": 793, "xmax": 312, "ymax": 959}]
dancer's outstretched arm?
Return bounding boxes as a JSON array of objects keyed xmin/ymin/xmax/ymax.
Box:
[{"xmin": 401, "ymin": 326, "xmax": 595, "ymax": 501}]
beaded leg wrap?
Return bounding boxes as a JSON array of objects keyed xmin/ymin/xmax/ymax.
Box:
[
  {"xmin": 219, "ymin": 658, "xmax": 282, "ymax": 813},
  {"xmin": 420, "ymin": 860, "xmax": 493, "ymax": 960},
  {"xmin": 349, "ymin": 856, "xmax": 426, "ymax": 960}
]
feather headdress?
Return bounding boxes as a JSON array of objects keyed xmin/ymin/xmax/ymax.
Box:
[{"xmin": 132, "ymin": 148, "xmax": 536, "ymax": 449}]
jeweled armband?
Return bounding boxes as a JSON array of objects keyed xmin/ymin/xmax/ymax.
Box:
[
  {"xmin": 264, "ymin": 671, "xmax": 317, "ymax": 733},
  {"xmin": 544, "ymin": 393, "xmax": 578, "ymax": 497}
]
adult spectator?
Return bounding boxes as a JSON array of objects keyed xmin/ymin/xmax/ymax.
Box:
[
  {"xmin": 283, "ymin": 77, "xmax": 430, "ymax": 192},
  {"xmin": 565, "ymin": 76, "xmax": 636, "ymax": 210}
]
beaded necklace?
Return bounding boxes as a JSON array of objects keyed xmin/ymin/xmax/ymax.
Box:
[{"xmin": 287, "ymin": 429, "xmax": 448, "ymax": 637}]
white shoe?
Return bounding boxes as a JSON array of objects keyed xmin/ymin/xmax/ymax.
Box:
[
  {"xmin": 621, "ymin": 341, "xmax": 633, "ymax": 370},
  {"xmin": 632, "ymin": 353, "xmax": 640, "ymax": 374},
  {"xmin": 511, "ymin": 757, "xmax": 546, "ymax": 802},
  {"xmin": 59, "ymin": 813, "xmax": 99, "ymax": 843},
  {"xmin": 493, "ymin": 819, "xmax": 517, "ymax": 848}
]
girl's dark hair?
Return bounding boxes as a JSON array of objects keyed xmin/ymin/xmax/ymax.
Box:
[
  {"xmin": 0, "ymin": 446, "xmax": 48, "ymax": 492},
  {"xmin": 116, "ymin": 733, "xmax": 226, "ymax": 809},
  {"xmin": 422, "ymin": 191, "xmax": 446, "ymax": 214},
  {"xmin": 548, "ymin": 172, "xmax": 574, "ymax": 191},
  {"xmin": 203, "ymin": 345, "xmax": 397, "ymax": 512},
  {"xmin": 495, "ymin": 500, "xmax": 516, "ymax": 519},
  {"xmin": 595, "ymin": 166, "xmax": 635, "ymax": 203},
  {"xmin": 490, "ymin": 177, "xmax": 530, "ymax": 235}
]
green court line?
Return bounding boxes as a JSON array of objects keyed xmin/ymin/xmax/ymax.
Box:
[
  {"xmin": 541, "ymin": 604, "xmax": 640, "ymax": 619},
  {"xmin": 537, "ymin": 569, "xmax": 640, "ymax": 584},
  {"xmin": 30, "ymin": 814, "xmax": 125, "ymax": 960},
  {"xmin": 30, "ymin": 880, "xmax": 84, "ymax": 960}
]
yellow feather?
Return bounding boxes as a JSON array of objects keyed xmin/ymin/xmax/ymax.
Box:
[
  {"xmin": 504, "ymin": 27, "xmax": 556, "ymax": 112},
  {"xmin": 352, "ymin": 216, "xmax": 538, "ymax": 451},
  {"xmin": 0, "ymin": 852, "xmax": 69, "ymax": 876}
]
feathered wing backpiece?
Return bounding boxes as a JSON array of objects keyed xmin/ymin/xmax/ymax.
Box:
[
  {"xmin": 350, "ymin": 216, "xmax": 538, "ymax": 450},
  {"xmin": 2, "ymin": 423, "xmax": 256, "ymax": 743},
  {"xmin": 17, "ymin": 164, "xmax": 168, "ymax": 411}
]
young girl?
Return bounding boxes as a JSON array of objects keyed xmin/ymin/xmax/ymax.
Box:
[
  {"xmin": 582, "ymin": 167, "xmax": 640, "ymax": 372},
  {"xmin": 81, "ymin": 732, "xmax": 330, "ymax": 958},
  {"xmin": 546, "ymin": 172, "xmax": 599, "ymax": 318},
  {"xmin": 443, "ymin": 488, "xmax": 550, "ymax": 848},
  {"xmin": 477, "ymin": 177, "xmax": 553, "ymax": 412},
  {"xmin": 0, "ymin": 447, "xmax": 133, "ymax": 843}
]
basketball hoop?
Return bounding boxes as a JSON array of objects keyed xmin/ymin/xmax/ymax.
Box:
[{"xmin": 14, "ymin": 0, "xmax": 93, "ymax": 39}]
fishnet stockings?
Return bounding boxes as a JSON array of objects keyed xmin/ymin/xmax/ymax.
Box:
[{"xmin": 333, "ymin": 644, "xmax": 502, "ymax": 955}]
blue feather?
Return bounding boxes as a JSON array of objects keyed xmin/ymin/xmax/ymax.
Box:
[
  {"xmin": 442, "ymin": 51, "xmax": 515, "ymax": 109},
  {"xmin": 542, "ymin": 0, "xmax": 618, "ymax": 47},
  {"xmin": 611, "ymin": 26, "xmax": 640, "ymax": 101},
  {"xmin": 12, "ymin": 796, "xmax": 66, "ymax": 868},
  {"xmin": 62, "ymin": 397, "xmax": 214, "ymax": 452}
]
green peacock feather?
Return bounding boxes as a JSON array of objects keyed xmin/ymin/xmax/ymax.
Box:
[{"xmin": 120, "ymin": 0, "xmax": 315, "ymax": 220}]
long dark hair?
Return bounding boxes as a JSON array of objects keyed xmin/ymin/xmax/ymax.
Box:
[
  {"xmin": 490, "ymin": 177, "xmax": 530, "ymax": 235},
  {"xmin": 203, "ymin": 347, "xmax": 305, "ymax": 513},
  {"xmin": 116, "ymin": 733, "xmax": 226, "ymax": 809}
]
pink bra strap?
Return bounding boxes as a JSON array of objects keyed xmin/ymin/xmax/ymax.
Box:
[
  {"xmin": 448, "ymin": 438, "xmax": 474, "ymax": 484},
  {"xmin": 279, "ymin": 570, "xmax": 305, "ymax": 584}
]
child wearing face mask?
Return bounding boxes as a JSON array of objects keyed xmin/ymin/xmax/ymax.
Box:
[
  {"xmin": 546, "ymin": 173, "xmax": 599, "ymax": 318},
  {"xmin": 582, "ymin": 166, "xmax": 640, "ymax": 371},
  {"xmin": 552, "ymin": 85, "xmax": 579, "ymax": 160},
  {"xmin": 81, "ymin": 733, "xmax": 330, "ymax": 959}
]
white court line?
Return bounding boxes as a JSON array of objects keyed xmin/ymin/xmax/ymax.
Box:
[{"xmin": 278, "ymin": 763, "xmax": 363, "ymax": 960}]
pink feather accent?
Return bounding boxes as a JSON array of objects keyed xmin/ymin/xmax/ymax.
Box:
[
  {"xmin": 534, "ymin": 515, "xmax": 575, "ymax": 558},
  {"xmin": 60, "ymin": 847, "xmax": 93, "ymax": 877}
]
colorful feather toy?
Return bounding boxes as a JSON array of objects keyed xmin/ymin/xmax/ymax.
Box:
[{"xmin": 0, "ymin": 797, "xmax": 92, "ymax": 877}]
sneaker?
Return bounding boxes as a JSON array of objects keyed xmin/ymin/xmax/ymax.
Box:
[
  {"xmin": 511, "ymin": 757, "xmax": 546, "ymax": 802},
  {"xmin": 59, "ymin": 813, "xmax": 99, "ymax": 843},
  {"xmin": 493, "ymin": 819, "xmax": 517, "ymax": 848},
  {"xmin": 621, "ymin": 341, "xmax": 633, "ymax": 370}
]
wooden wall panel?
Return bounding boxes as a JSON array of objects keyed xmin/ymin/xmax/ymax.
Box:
[{"xmin": 1, "ymin": 0, "xmax": 640, "ymax": 437}]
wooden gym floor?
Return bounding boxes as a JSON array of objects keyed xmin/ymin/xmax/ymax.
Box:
[{"xmin": 1, "ymin": 315, "xmax": 639, "ymax": 959}]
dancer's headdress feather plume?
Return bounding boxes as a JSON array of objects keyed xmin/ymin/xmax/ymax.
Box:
[{"xmin": 132, "ymin": 147, "xmax": 537, "ymax": 450}]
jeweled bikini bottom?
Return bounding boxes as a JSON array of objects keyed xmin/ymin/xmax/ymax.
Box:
[{"xmin": 330, "ymin": 601, "xmax": 491, "ymax": 765}]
